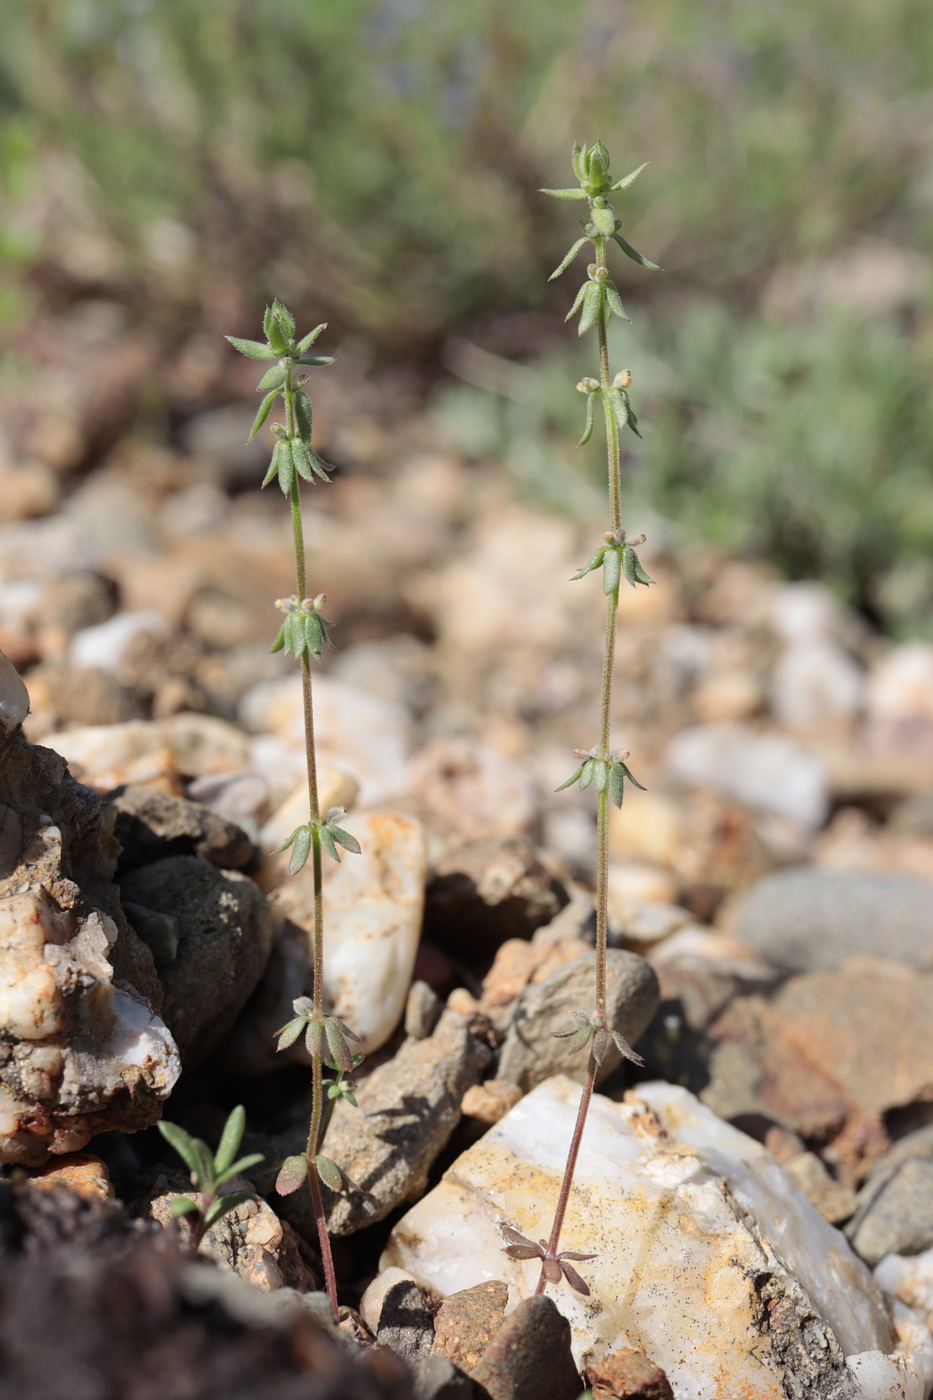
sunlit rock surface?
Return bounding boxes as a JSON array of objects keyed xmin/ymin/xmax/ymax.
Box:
[
  {"xmin": 383, "ymin": 1078, "xmax": 933, "ymax": 1400},
  {"xmin": 226, "ymin": 809, "xmax": 426, "ymax": 1071},
  {"xmin": 0, "ymin": 735, "xmax": 180, "ymax": 1164}
]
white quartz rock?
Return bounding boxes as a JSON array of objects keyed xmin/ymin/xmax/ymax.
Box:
[
  {"xmin": 0, "ymin": 647, "xmax": 30, "ymax": 736},
  {"xmin": 383, "ymin": 1078, "xmax": 930, "ymax": 1400},
  {"xmin": 665, "ymin": 722, "xmax": 829, "ymax": 830},
  {"xmin": 69, "ymin": 609, "xmax": 167, "ymax": 672},
  {"xmin": 239, "ymin": 674, "xmax": 412, "ymax": 806},
  {"xmin": 223, "ymin": 810, "xmax": 426, "ymax": 1070},
  {"xmin": 0, "ymin": 887, "xmax": 180, "ymax": 1162}
]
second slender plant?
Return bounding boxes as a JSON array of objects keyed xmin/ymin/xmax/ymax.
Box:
[
  {"xmin": 227, "ymin": 303, "xmax": 363, "ymax": 1317},
  {"xmin": 502, "ymin": 142, "xmax": 658, "ymax": 1298}
]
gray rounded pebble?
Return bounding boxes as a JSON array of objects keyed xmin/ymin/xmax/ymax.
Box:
[{"xmin": 731, "ymin": 867, "xmax": 933, "ymax": 973}]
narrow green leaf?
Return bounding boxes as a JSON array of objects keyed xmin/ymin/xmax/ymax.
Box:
[
  {"xmin": 315, "ymin": 1155, "xmax": 344, "ymax": 1192},
  {"xmin": 288, "ymin": 824, "xmax": 313, "ymax": 876},
  {"xmin": 276, "ymin": 1154, "xmax": 307, "ymax": 1196},
  {"xmin": 564, "ymin": 282, "xmax": 587, "ymax": 323},
  {"xmin": 570, "ymin": 546, "xmax": 607, "ymax": 581},
  {"xmin": 606, "ymin": 387, "xmax": 629, "ymax": 432},
  {"xmin": 203, "ymin": 1191, "xmax": 254, "ymax": 1233},
  {"xmin": 611, "ymin": 231, "xmax": 660, "ymax": 271},
  {"xmin": 297, "ymin": 355, "xmax": 334, "ymax": 367},
  {"xmin": 267, "ymin": 322, "xmax": 290, "ymax": 356},
  {"xmin": 158, "ymin": 1121, "xmax": 202, "ymax": 1177},
  {"xmin": 226, "ymin": 336, "xmax": 276, "ymax": 360},
  {"xmin": 214, "ymin": 1106, "xmax": 245, "ymax": 1175},
  {"xmin": 261, "ymin": 454, "xmax": 278, "ymax": 489},
  {"xmin": 578, "ymin": 283, "xmax": 602, "ymax": 336},
  {"xmin": 633, "ymin": 558, "xmax": 655, "ymax": 585},
  {"xmin": 619, "ymin": 761, "xmax": 648, "ymax": 792},
  {"xmin": 555, "ymin": 763, "xmax": 585, "ymax": 792},
  {"xmin": 294, "ymin": 391, "xmax": 313, "ymax": 445},
  {"xmin": 269, "ymin": 622, "xmax": 286, "ymax": 653},
  {"xmin": 305, "ymin": 1018, "xmax": 323, "ymax": 1058},
  {"xmin": 272, "ymin": 826, "xmax": 302, "ymax": 855},
  {"xmin": 608, "ymin": 762, "xmax": 625, "ymax": 808},
  {"xmin": 248, "ymin": 390, "xmax": 277, "ymax": 442},
  {"xmin": 255, "ymin": 362, "xmax": 289, "ymax": 394},
  {"xmin": 621, "ymin": 545, "xmax": 637, "ymax": 587},
  {"xmin": 275, "ymin": 439, "xmax": 294, "ymax": 495},
  {"xmin": 602, "ymin": 547, "xmax": 621, "ymax": 595},
  {"xmin": 612, "ymin": 1030, "xmax": 645, "ymax": 1065},
  {"xmin": 296, "ymin": 323, "xmax": 327, "ymax": 353},
  {"xmin": 610, "ymin": 162, "xmax": 649, "ymax": 193},
  {"xmin": 329, "ymin": 825, "xmax": 361, "ymax": 855},
  {"xmin": 291, "ymin": 437, "xmax": 313, "ymax": 485},
  {"xmin": 571, "ymin": 143, "xmax": 585, "ymax": 183},
  {"xmin": 263, "ymin": 305, "xmax": 274, "ymax": 340},
  {"xmin": 578, "ymin": 391, "xmax": 596, "ymax": 446},
  {"xmin": 540, "ymin": 187, "xmax": 589, "ymax": 200},
  {"xmin": 578, "ymin": 759, "xmax": 595, "ymax": 790},
  {"xmin": 170, "ymin": 1196, "xmax": 200, "ymax": 1218},
  {"xmin": 271, "ymin": 300, "xmax": 295, "ymax": 337},
  {"xmin": 566, "ymin": 1024, "xmax": 594, "ymax": 1054},
  {"xmin": 214, "ymin": 1153, "xmax": 265, "ymax": 1188},
  {"xmin": 275, "ymin": 1017, "xmax": 305, "ymax": 1050},
  {"xmin": 604, "ymin": 281, "xmax": 630, "ymax": 322},
  {"xmin": 318, "ymin": 822, "xmax": 338, "ymax": 863},
  {"xmin": 309, "ymin": 451, "xmax": 334, "ymax": 482},
  {"xmin": 592, "ymin": 760, "xmax": 608, "ymax": 794},
  {"xmin": 549, "ymin": 237, "xmax": 589, "ymax": 282},
  {"xmin": 325, "ymin": 1020, "xmax": 354, "ymax": 1072}
]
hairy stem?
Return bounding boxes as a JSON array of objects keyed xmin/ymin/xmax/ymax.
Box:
[
  {"xmin": 538, "ymin": 235, "xmax": 626, "ymax": 1283},
  {"xmin": 535, "ymin": 1054, "xmax": 596, "ymax": 1293},
  {"xmin": 286, "ymin": 368, "xmax": 335, "ymax": 1313}
]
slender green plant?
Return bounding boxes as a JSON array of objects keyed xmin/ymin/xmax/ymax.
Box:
[
  {"xmin": 228, "ymin": 302, "xmax": 363, "ymax": 1317},
  {"xmin": 158, "ymin": 1105, "xmax": 264, "ymax": 1251},
  {"xmin": 502, "ymin": 142, "xmax": 657, "ymax": 1298}
]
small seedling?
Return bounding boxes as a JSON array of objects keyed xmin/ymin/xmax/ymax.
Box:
[
  {"xmin": 228, "ymin": 300, "xmax": 363, "ymax": 1317},
  {"xmin": 157, "ymin": 1105, "xmax": 263, "ymax": 1251},
  {"xmin": 507, "ymin": 141, "xmax": 657, "ymax": 1298}
]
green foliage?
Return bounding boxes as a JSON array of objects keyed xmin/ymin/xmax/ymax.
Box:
[
  {"xmin": 2, "ymin": 0, "xmax": 931, "ymax": 345},
  {"xmin": 273, "ymin": 808, "xmax": 362, "ymax": 875},
  {"xmin": 556, "ymin": 748, "xmax": 647, "ymax": 809},
  {"xmin": 157, "ymin": 1106, "xmax": 263, "ymax": 1248},
  {"xmin": 437, "ymin": 304, "xmax": 933, "ymax": 637}
]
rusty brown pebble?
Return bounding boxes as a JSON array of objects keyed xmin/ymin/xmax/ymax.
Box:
[
  {"xmin": 28, "ymin": 1152, "xmax": 115, "ymax": 1202},
  {"xmin": 585, "ymin": 1346, "xmax": 674, "ymax": 1400},
  {"xmin": 432, "ymin": 1279, "xmax": 509, "ymax": 1371}
]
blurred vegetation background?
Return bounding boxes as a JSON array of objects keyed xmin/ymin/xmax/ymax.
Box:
[{"xmin": 1, "ymin": 0, "xmax": 931, "ymax": 633}]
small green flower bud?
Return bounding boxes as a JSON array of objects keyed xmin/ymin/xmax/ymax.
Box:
[
  {"xmin": 613, "ymin": 369, "xmax": 632, "ymax": 388},
  {"xmin": 576, "ymin": 377, "xmax": 599, "ymax": 393},
  {"xmin": 627, "ymin": 534, "xmax": 646, "ymax": 546},
  {"xmin": 593, "ymin": 266, "xmax": 608, "ymax": 281}
]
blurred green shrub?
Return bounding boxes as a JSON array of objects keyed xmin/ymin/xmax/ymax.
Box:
[
  {"xmin": 1, "ymin": 0, "xmax": 931, "ymax": 344},
  {"xmin": 435, "ymin": 304, "xmax": 933, "ymax": 637}
]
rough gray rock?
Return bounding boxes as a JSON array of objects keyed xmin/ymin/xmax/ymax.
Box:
[
  {"xmin": 375, "ymin": 1278, "xmax": 434, "ymax": 1365},
  {"xmin": 848, "ymin": 1157, "xmax": 933, "ymax": 1266},
  {"xmin": 729, "ymin": 867, "xmax": 933, "ymax": 972},
  {"xmin": 108, "ymin": 783, "xmax": 257, "ymax": 872},
  {"xmin": 847, "ymin": 1127, "xmax": 933, "ymax": 1265},
  {"xmin": 497, "ymin": 949, "xmax": 659, "ymax": 1092},
  {"xmin": 119, "ymin": 855, "xmax": 273, "ymax": 1065},
  {"xmin": 468, "ymin": 1296, "xmax": 582, "ymax": 1400},
  {"xmin": 0, "ymin": 734, "xmax": 178, "ymax": 1165},
  {"xmin": 267, "ymin": 1008, "xmax": 492, "ymax": 1238}
]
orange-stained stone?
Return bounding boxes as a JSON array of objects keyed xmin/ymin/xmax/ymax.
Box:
[{"xmin": 29, "ymin": 1152, "xmax": 114, "ymax": 1201}]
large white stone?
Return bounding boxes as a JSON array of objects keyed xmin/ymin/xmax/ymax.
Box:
[
  {"xmin": 665, "ymin": 723, "xmax": 829, "ymax": 830},
  {"xmin": 0, "ymin": 647, "xmax": 29, "ymax": 737},
  {"xmin": 223, "ymin": 810, "xmax": 426, "ymax": 1071},
  {"xmin": 382, "ymin": 1078, "xmax": 931, "ymax": 1400},
  {"xmin": 239, "ymin": 674, "xmax": 412, "ymax": 806}
]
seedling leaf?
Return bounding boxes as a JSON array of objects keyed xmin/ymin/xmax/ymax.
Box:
[
  {"xmin": 276, "ymin": 1154, "xmax": 307, "ymax": 1196},
  {"xmin": 214, "ymin": 1106, "xmax": 246, "ymax": 1174}
]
